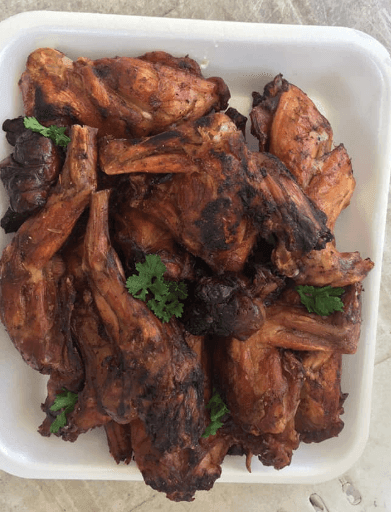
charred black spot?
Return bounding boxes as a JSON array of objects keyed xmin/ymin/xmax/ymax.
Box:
[
  {"xmin": 195, "ymin": 197, "xmax": 232, "ymax": 251},
  {"xmin": 225, "ymin": 107, "xmax": 247, "ymax": 135},
  {"xmin": 34, "ymin": 87, "xmax": 57, "ymax": 121},
  {"xmin": 238, "ymin": 183, "xmax": 257, "ymax": 209},
  {"xmin": 194, "ymin": 116, "xmax": 213, "ymax": 129},
  {"xmin": 149, "ymin": 94, "xmax": 162, "ymax": 109},
  {"xmin": 98, "ymin": 106, "xmax": 109, "ymax": 119},
  {"xmin": 178, "ymin": 59, "xmax": 193, "ymax": 70},
  {"xmin": 93, "ymin": 65, "xmax": 111, "ymax": 79},
  {"xmin": 145, "ymin": 130, "xmax": 183, "ymax": 146}
]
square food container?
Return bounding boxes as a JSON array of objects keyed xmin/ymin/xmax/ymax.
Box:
[{"xmin": 0, "ymin": 10, "xmax": 390, "ymax": 484}]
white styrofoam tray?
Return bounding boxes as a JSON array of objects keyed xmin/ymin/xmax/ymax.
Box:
[{"xmin": 0, "ymin": 11, "xmax": 390, "ymax": 484}]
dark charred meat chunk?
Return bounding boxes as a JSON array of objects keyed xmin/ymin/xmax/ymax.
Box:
[
  {"xmin": 181, "ymin": 274, "xmax": 265, "ymax": 340},
  {"xmin": 0, "ymin": 116, "xmax": 62, "ymax": 231}
]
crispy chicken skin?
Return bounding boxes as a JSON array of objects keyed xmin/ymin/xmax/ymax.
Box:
[
  {"xmin": 19, "ymin": 48, "xmax": 230, "ymax": 138},
  {"xmin": 100, "ymin": 112, "xmax": 332, "ymax": 274},
  {"xmin": 0, "ymin": 125, "xmax": 97, "ymax": 373}
]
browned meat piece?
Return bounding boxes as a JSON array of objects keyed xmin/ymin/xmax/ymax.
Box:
[
  {"xmin": 295, "ymin": 351, "xmax": 347, "ymax": 443},
  {"xmin": 250, "ymin": 74, "xmax": 333, "ymax": 188},
  {"xmin": 214, "ymin": 340, "xmax": 303, "ymax": 436},
  {"xmin": 224, "ymin": 416, "xmax": 300, "ymax": 471},
  {"xmin": 0, "ymin": 124, "xmax": 97, "ymax": 375},
  {"xmin": 0, "ymin": 116, "xmax": 62, "ymax": 232},
  {"xmin": 130, "ymin": 417, "xmax": 231, "ymax": 502},
  {"xmin": 292, "ymin": 244, "xmax": 374, "ymax": 287},
  {"xmin": 19, "ymin": 48, "xmax": 230, "ymax": 138},
  {"xmin": 112, "ymin": 199, "xmax": 197, "ymax": 281},
  {"xmin": 105, "ymin": 422, "xmax": 133, "ymax": 464},
  {"xmin": 250, "ymin": 75, "xmax": 373, "ymax": 286},
  {"xmin": 129, "ymin": 331, "xmax": 233, "ymax": 502},
  {"xmin": 100, "ymin": 113, "xmax": 332, "ymax": 274},
  {"xmin": 249, "ymin": 283, "xmax": 362, "ymax": 354},
  {"xmin": 83, "ymin": 189, "xmax": 205, "ymax": 448}
]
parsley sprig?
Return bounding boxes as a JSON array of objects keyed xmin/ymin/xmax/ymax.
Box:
[
  {"xmin": 23, "ymin": 116, "xmax": 71, "ymax": 147},
  {"xmin": 125, "ymin": 254, "xmax": 188, "ymax": 323},
  {"xmin": 202, "ymin": 388, "xmax": 230, "ymax": 438},
  {"xmin": 49, "ymin": 388, "xmax": 78, "ymax": 433},
  {"xmin": 296, "ymin": 285, "xmax": 345, "ymax": 316}
]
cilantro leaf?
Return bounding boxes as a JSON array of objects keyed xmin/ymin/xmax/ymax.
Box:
[
  {"xmin": 201, "ymin": 389, "xmax": 230, "ymax": 438},
  {"xmin": 23, "ymin": 116, "xmax": 71, "ymax": 147},
  {"xmin": 49, "ymin": 388, "xmax": 78, "ymax": 433},
  {"xmin": 126, "ymin": 254, "xmax": 188, "ymax": 323},
  {"xmin": 296, "ymin": 285, "xmax": 345, "ymax": 316}
]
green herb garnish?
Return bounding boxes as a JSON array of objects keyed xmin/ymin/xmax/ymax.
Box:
[
  {"xmin": 49, "ymin": 388, "xmax": 78, "ymax": 433},
  {"xmin": 201, "ymin": 388, "xmax": 230, "ymax": 438},
  {"xmin": 125, "ymin": 254, "xmax": 188, "ymax": 323},
  {"xmin": 296, "ymin": 285, "xmax": 345, "ymax": 316},
  {"xmin": 23, "ymin": 116, "xmax": 71, "ymax": 147}
]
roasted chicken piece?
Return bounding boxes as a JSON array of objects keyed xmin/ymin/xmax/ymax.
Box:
[
  {"xmin": 19, "ymin": 48, "xmax": 230, "ymax": 138},
  {"xmin": 245, "ymin": 283, "xmax": 362, "ymax": 354},
  {"xmin": 0, "ymin": 124, "xmax": 97, "ymax": 374},
  {"xmin": 295, "ymin": 351, "xmax": 347, "ymax": 443},
  {"xmin": 0, "ymin": 116, "xmax": 62, "ymax": 232},
  {"xmin": 214, "ymin": 340, "xmax": 303, "ymax": 436},
  {"xmin": 250, "ymin": 75, "xmax": 373, "ymax": 286},
  {"xmin": 100, "ymin": 112, "xmax": 332, "ymax": 274},
  {"xmin": 83, "ymin": 189, "xmax": 205, "ymax": 446},
  {"xmin": 112, "ymin": 192, "xmax": 197, "ymax": 281}
]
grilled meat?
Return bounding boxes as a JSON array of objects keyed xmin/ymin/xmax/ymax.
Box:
[
  {"xmin": 214, "ymin": 340, "xmax": 303, "ymax": 436},
  {"xmin": 100, "ymin": 112, "xmax": 332, "ymax": 274},
  {"xmin": 19, "ymin": 48, "xmax": 230, "ymax": 138},
  {"xmin": 0, "ymin": 116, "xmax": 62, "ymax": 232},
  {"xmin": 250, "ymin": 75, "xmax": 373, "ymax": 286},
  {"xmin": 83, "ymin": 189, "xmax": 206, "ymax": 447},
  {"xmin": 0, "ymin": 124, "xmax": 97, "ymax": 373},
  {"xmin": 295, "ymin": 351, "xmax": 347, "ymax": 442}
]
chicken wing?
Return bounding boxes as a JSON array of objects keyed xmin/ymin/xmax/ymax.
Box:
[
  {"xmin": 214, "ymin": 340, "xmax": 303, "ymax": 436},
  {"xmin": 99, "ymin": 112, "xmax": 332, "ymax": 274},
  {"xmin": 250, "ymin": 75, "xmax": 373, "ymax": 286},
  {"xmin": 83, "ymin": 189, "xmax": 205, "ymax": 448},
  {"xmin": 295, "ymin": 351, "xmax": 347, "ymax": 442},
  {"xmin": 0, "ymin": 124, "xmax": 97, "ymax": 374},
  {"xmin": 19, "ymin": 48, "xmax": 230, "ymax": 138}
]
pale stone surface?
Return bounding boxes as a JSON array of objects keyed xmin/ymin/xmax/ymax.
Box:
[{"xmin": 1, "ymin": 1, "xmax": 391, "ymax": 511}]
